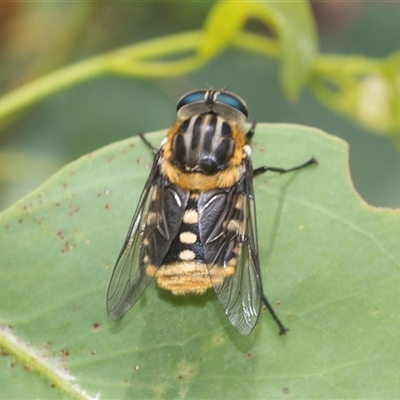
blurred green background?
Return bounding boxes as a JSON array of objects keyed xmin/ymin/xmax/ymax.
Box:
[{"xmin": 0, "ymin": 1, "xmax": 399, "ymax": 210}]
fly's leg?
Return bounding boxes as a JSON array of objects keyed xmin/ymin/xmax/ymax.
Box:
[
  {"xmin": 139, "ymin": 132, "xmax": 158, "ymax": 155},
  {"xmin": 247, "ymin": 122, "xmax": 317, "ymax": 335},
  {"xmin": 245, "ymin": 121, "xmax": 257, "ymax": 143},
  {"xmin": 253, "ymin": 157, "xmax": 317, "ymax": 176},
  {"xmin": 255, "ymin": 157, "xmax": 316, "ymax": 335},
  {"xmin": 245, "ymin": 122, "xmax": 318, "ymax": 173},
  {"xmin": 261, "ymin": 294, "xmax": 289, "ymax": 335}
]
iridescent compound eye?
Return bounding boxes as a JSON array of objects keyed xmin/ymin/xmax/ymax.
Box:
[
  {"xmin": 176, "ymin": 90, "xmax": 208, "ymax": 110},
  {"xmin": 213, "ymin": 91, "xmax": 248, "ymax": 118},
  {"xmin": 176, "ymin": 89, "xmax": 248, "ymax": 126}
]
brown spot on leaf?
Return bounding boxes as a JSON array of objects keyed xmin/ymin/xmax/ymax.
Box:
[
  {"xmin": 61, "ymin": 240, "xmax": 75, "ymax": 253},
  {"xmin": 68, "ymin": 206, "xmax": 80, "ymax": 216},
  {"xmin": 59, "ymin": 349, "xmax": 70, "ymax": 357},
  {"xmin": 92, "ymin": 322, "xmax": 102, "ymax": 330},
  {"xmin": 1, "ymin": 348, "xmax": 9, "ymax": 356}
]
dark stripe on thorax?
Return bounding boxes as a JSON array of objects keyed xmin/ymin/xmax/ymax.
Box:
[{"xmin": 203, "ymin": 114, "xmax": 217, "ymax": 152}]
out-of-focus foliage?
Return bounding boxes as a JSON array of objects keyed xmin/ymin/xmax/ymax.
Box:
[{"xmin": 311, "ymin": 51, "xmax": 400, "ymax": 142}]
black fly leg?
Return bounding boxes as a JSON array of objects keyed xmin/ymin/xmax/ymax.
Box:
[
  {"xmin": 254, "ymin": 156, "xmax": 316, "ymax": 334},
  {"xmin": 248, "ymin": 126, "xmax": 316, "ymax": 334},
  {"xmin": 245, "ymin": 121, "xmax": 257, "ymax": 143},
  {"xmin": 139, "ymin": 132, "xmax": 159, "ymax": 155},
  {"xmin": 254, "ymin": 157, "xmax": 317, "ymax": 176},
  {"xmin": 246, "ymin": 121, "xmax": 317, "ymax": 175},
  {"xmin": 261, "ymin": 294, "xmax": 289, "ymax": 335}
]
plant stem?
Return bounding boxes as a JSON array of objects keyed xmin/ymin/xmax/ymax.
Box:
[{"xmin": 0, "ymin": 30, "xmax": 279, "ymax": 126}]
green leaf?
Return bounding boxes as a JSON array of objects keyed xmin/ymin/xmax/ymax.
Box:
[
  {"xmin": 200, "ymin": 1, "xmax": 318, "ymax": 98},
  {"xmin": 1, "ymin": 124, "xmax": 399, "ymax": 398},
  {"xmin": 312, "ymin": 50, "xmax": 400, "ymax": 145}
]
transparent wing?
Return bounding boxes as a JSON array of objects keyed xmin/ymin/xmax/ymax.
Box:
[
  {"xmin": 199, "ymin": 161, "xmax": 262, "ymax": 335},
  {"xmin": 106, "ymin": 154, "xmax": 160, "ymax": 319},
  {"xmin": 107, "ymin": 152, "xmax": 188, "ymax": 319}
]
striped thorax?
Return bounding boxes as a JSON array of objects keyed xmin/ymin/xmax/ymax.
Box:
[{"xmin": 161, "ymin": 90, "xmax": 249, "ymax": 191}]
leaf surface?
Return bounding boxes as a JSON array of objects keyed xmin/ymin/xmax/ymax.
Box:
[{"xmin": 0, "ymin": 124, "xmax": 399, "ymax": 399}]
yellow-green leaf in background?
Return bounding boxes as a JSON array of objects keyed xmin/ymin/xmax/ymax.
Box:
[
  {"xmin": 200, "ymin": 0, "xmax": 318, "ymax": 99},
  {"xmin": 0, "ymin": 125, "xmax": 399, "ymax": 398},
  {"xmin": 312, "ymin": 50, "xmax": 400, "ymax": 146}
]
